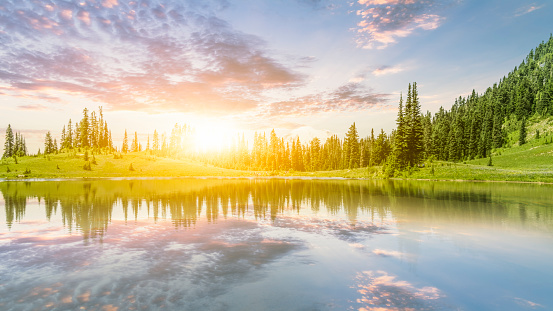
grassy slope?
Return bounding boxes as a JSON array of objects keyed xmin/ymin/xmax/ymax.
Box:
[
  {"xmin": 0, "ymin": 151, "xmax": 250, "ymax": 178},
  {"xmin": 404, "ymin": 115, "xmax": 553, "ymax": 183},
  {"xmin": 1, "ymin": 116, "xmax": 552, "ymax": 182}
]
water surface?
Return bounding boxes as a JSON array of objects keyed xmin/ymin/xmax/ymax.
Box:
[{"xmin": 1, "ymin": 179, "xmax": 552, "ymax": 310}]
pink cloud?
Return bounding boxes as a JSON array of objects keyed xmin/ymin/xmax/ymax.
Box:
[
  {"xmin": 354, "ymin": 0, "xmax": 446, "ymax": 49},
  {"xmin": 102, "ymin": 0, "xmax": 119, "ymax": 9},
  {"xmin": 372, "ymin": 65, "xmax": 405, "ymax": 76},
  {"xmin": 0, "ymin": 0, "xmax": 306, "ymax": 116}
]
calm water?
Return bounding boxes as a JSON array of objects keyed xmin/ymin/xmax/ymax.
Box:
[{"xmin": 0, "ymin": 178, "xmax": 552, "ymax": 311}]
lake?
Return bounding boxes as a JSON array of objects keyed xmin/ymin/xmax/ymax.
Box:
[{"xmin": 1, "ymin": 178, "xmax": 552, "ymax": 310}]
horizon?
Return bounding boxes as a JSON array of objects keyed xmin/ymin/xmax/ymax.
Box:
[{"xmin": 1, "ymin": 0, "xmax": 552, "ymax": 153}]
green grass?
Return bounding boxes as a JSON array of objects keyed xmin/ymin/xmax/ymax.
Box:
[
  {"xmin": 2, "ymin": 115, "xmax": 553, "ymax": 183},
  {"xmin": 406, "ymin": 116, "xmax": 553, "ymax": 183},
  {"xmin": 0, "ymin": 151, "xmax": 250, "ymax": 178}
]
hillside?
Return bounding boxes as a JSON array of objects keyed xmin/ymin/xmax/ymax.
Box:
[{"xmin": 0, "ymin": 152, "xmax": 251, "ymax": 179}]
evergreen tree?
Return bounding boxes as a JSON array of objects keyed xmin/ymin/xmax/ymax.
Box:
[
  {"xmin": 394, "ymin": 93, "xmax": 407, "ymax": 167},
  {"xmin": 131, "ymin": 131, "xmax": 138, "ymax": 152},
  {"xmin": 345, "ymin": 122, "xmax": 360, "ymax": 169},
  {"xmin": 67, "ymin": 119, "xmax": 73, "ymax": 148},
  {"xmin": 269, "ymin": 130, "xmax": 278, "ymax": 171},
  {"xmin": 3, "ymin": 124, "xmax": 14, "ymax": 158},
  {"xmin": 74, "ymin": 122, "xmax": 80, "ymax": 148},
  {"xmin": 61, "ymin": 125, "xmax": 66, "ymax": 150},
  {"xmin": 519, "ymin": 117, "xmax": 527, "ymax": 145},
  {"xmin": 153, "ymin": 130, "xmax": 159, "ymax": 152},
  {"xmin": 310, "ymin": 137, "xmax": 321, "ymax": 171},
  {"xmin": 90, "ymin": 111, "xmax": 98, "ymax": 148},
  {"xmin": 81, "ymin": 108, "xmax": 90, "ymax": 148},
  {"xmin": 104, "ymin": 121, "xmax": 109, "ymax": 149},
  {"xmin": 405, "ymin": 82, "xmax": 424, "ymax": 166},
  {"xmin": 122, "ymin": 130, "xmax": 129, "ymax": 153},
  {"xmin": 44, "ymin": 131, "xmax": 54, "ymax": 154}
]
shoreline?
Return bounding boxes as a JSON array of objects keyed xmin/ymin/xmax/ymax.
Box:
[{"xmin": 2, "ymin": 175, "xmax": 552, "ymax": 185}]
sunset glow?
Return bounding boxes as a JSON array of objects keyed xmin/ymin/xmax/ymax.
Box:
[
  {"xmin": 1, "ymin": 0, "xmax": 551, "ymax": 151},
  {"xmin": 193, "ymin": 122, "xmax": 238, "ymax": 152}
]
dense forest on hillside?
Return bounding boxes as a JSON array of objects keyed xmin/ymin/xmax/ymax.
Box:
[
  {"xmin": 426, "ymin": 35, "xmax": 553, "ymax": 163},
  {"xmin": 3, "ymin": 35, "xmax": 553, "ymax": 176}
]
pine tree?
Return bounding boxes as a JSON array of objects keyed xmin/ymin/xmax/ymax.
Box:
[
  {"xmin": 3, "ymin": 124, "xmax": 14, "ymax": 158},
  {"xmin": 345, "ymin": 122, "xmax": 360, "ymax": 169},
  {"xmin": 81, "ymin": 108, "xmax": 90, "ymax": 148},
  {"xmin": 67, "ymin": 119, "xmax": 73, "ymax": 148},
  {"xmin": 44, "ymin": 131, "xmax": 54, "ymax": 154},
  {"xmin": 519, "ymin": 117, "xmax": 527, "ymax": 145},
  {"xmin": 61, "ymin": 125, "xmax": 66, "ymax": 151},
  {"xmin": 394, "ymin": 93, "xmax": 407, "ymax": 167},
  {"xmin": 131, "ymin": 131, "xmax": 138, "ymax": 152},
  {"xmin": 310, "ymin": 137, "xmax": 321, "ymax": 171},
  {"xmin": 269, "ymin": 129, "xmax": 278, "ymax": 171},
  {"xmin": 109, "ymin": 130, "xmax": 113, "ymax": 151},
  {"xmin": 99, "ymin": 106, "xmax": 105, "ymax": 148},
  {"xmin": 90, "ymin": 111, "xmax": 98, "ymax": 148},
  {"xmin": 122, "ymin": 130, "xmax": 129, "ymax": 153},
  {"xmin": 153, "ymin": 130, "xmax": 159, "ymax": 152},
  {"xmin": 406, "ymin": 82, "xmax": 424, "ymax": 166}
]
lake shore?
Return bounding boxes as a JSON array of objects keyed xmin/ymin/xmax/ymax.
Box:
[{"xmin": 1, "ymin": 151, "xmax": 553, "ymax": 183}]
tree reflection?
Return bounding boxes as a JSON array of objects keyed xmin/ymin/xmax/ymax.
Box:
[{"xmin": 1, "ymin": 179, "xmax": 552, "ymax": 240}]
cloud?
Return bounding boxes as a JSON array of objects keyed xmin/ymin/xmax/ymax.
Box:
[
  {"xmin": 295, "ymin": 0, "xmax": 338, "ymax": 10},
  {"xmin": 372, "ymin": 64, "xmax": 405, "ymax": 76},
  {"xmin": 353, "ymin": 270, "xmax": 446, "ymax": 310},
  {"xmin": 0, "ymin": 0, "xmax": 305, "ymax": 115},
  {"xmin": 514, "ymin": 3, "xmax": 545, "ymax": 17},
  {"xmin": 354, "ymin": 0, "xmax": 446, "ymax": 49},
  {"xmin": 17, "ymin": 104, "xmax": 49, "ymax": 111},
  {"xmin": 266, "ymin": 82, "xmax": 389, "ymax": 117}
]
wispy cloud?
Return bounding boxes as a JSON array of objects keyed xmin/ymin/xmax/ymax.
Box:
[
  {"xmin": 372, "ymin": 64, "xmax": 405, "ymax": 76},
  {"xmin": 353, "ymin": 0, "xmax": 446, "ymax": 49},
  {"xmin": 0, "ymin": 0, "xmax": 305, "ymax": 115},
  {"xmin": 17, "ymin": 104, "xmax": 49, "ymax": 111},
  {"xmin": 514, "ymin": 3, "xmax": 545, "ymax": 17},
  {"xmin": 265, "ymin": 82, "xmax": 390, "ymax": 117}
]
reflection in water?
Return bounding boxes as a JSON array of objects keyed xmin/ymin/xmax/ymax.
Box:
[
  {"xmin": 2, "ymin": 179, "xmax": 552, "ymax": 239},
  {"xmin": 354, "ymin": 270, "xmax": 444, "ymax": 311},
  {"xmin": 1, "ymin": 179, "xmax": 552, "ymax": 310}
]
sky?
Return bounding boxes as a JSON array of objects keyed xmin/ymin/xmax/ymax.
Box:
[{"xmin": 1, "ymin": 0, "xmax": 552, "ymax": 152}]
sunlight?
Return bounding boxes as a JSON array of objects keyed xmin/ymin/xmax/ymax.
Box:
[{"xmin": 192, "ymin": 121, "xmax": 236, "ymax": 152}]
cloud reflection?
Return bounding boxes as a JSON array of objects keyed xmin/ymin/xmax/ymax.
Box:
[
  {"xmin": 0, "ymin": 219, "xmax": 302, "ymax": 310},
  {"xmin": 353, "ymin": 270, "xmax": 445, "ymax": 310}
]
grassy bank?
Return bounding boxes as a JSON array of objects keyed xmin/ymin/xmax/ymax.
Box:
[
  {"xmin": 0, "ymin": 151, "xmax": 250, "ymax": 178},
  {"xmin": 1, "ymin": 134, "xmax": 552, "ymax": 183}
]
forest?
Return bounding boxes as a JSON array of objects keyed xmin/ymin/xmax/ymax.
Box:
[{"xmin": 3, "ymin": 35, "xmax": 553, "ymax": 177}]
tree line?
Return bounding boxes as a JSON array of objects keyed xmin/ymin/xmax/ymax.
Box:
[{"xmin": 193, "ymin": 124, "xmax": 392, "ymax": 172}]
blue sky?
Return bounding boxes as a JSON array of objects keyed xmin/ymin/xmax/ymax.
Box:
[{"xmin": 1, "ymin": 0, "xmax": 552, "ymax": 152}]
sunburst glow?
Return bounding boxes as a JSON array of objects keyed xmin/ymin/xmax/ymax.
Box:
[{"xmin": 192, "ymin": 121, "xmax": 238, "ymax": 152}]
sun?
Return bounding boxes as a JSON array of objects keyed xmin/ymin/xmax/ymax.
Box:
[{"xmin": 192, "ymin": 121, "xmax": 237, "ymax": 152}]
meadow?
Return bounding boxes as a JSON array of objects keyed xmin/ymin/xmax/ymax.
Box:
[{"xmin": 1, "ymin": 134, "xmax": 552, "ymax": 183}]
